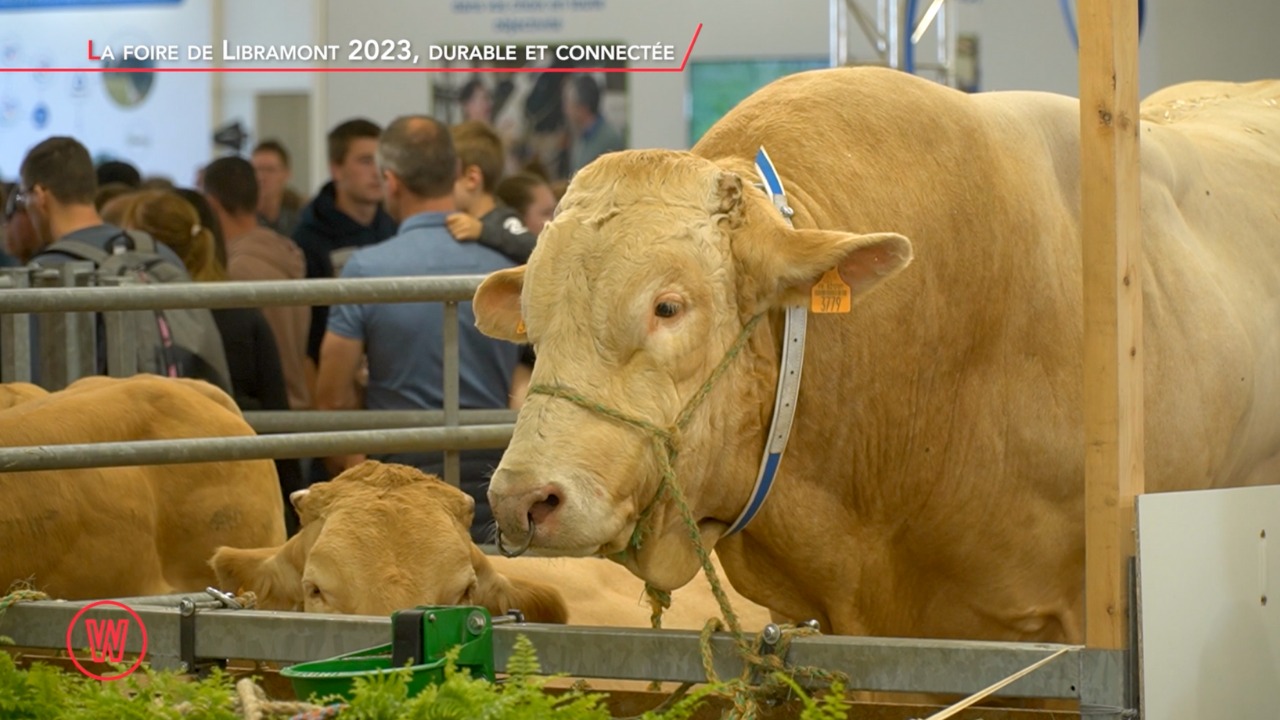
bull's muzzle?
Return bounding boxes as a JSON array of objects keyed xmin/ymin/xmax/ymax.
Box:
[{"xmin": 488, "ymin": 473, "xmax": 564, "ymax": 556}]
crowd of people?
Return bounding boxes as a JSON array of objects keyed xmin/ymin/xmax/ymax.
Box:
[{"xmin": 0, "ymin": 99, "xmax": 612, "ymax": 540}]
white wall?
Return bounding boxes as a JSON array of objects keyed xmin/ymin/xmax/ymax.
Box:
[
  {"xmin": 947, "ymin": 0, "xmax": 1278, "ymax": 98},
  {"xmin": 215, "ymin": 0, "xmax": 316, "ymax": 135},
  {"xmin": 1144, "ymin": 0, "xmax": 1280, "ymax": 90}
]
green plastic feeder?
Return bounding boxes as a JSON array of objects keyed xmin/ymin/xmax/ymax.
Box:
[{"xmin": 281, "ymin": 605, "xmax": 498, "ymax": 702}]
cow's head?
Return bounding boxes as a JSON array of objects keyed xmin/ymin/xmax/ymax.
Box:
[
  {"xmin": 474, "ymin": 150, "xmax": 913, "ymax": 590},
  {"xmin": 209, "ymin": 461, "xmax": 565, "ymax": 620}
]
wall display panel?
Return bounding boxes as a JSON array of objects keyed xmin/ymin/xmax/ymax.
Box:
[
  {"xmin": 324, "ymin": 0, "xmax": 830, "ymax": 155},
  {"xmin": 0, "ymin": 0, "xmax": 211, "ymax": 185},
  {"xmin": 686, "ymin": 58, "xmax": 828, "ymax": 147},
  {"xmin": 432, "ymin": 43, "xmax": 628, "ymax": 182}
]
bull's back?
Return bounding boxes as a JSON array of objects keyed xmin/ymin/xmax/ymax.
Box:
[
  {"xmin": 1138, "ymin": 81, "xmax": 1280, "ymax": 490},
  {"xmin": 697, "ymin": 67, "xmax": 1280, "ymax": 493},
  {"xmin": 683, "ymin": 67, "xmax": 1280, "ymax": 642},
  {"xmin": 490, "ymin": 555, "xmax": 772, "ymax": 630}
]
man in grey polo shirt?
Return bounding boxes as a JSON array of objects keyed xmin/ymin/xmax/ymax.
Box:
[{"xmin": 315, "ymin": 115, "xmax": 521, "ymax": 543}]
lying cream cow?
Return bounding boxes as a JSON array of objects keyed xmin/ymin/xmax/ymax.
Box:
[
  {"xmin": 0, "ymin": 375, "xmax": 287, "ymax": 599},
  {"xmin": 210, "ymin": 461, "xmax": 773, "ymax": 631}
]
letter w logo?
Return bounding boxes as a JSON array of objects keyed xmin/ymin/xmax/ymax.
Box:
[{"xmin": 85, "ymin": 618, "xmax": 130, "ymax": 663}]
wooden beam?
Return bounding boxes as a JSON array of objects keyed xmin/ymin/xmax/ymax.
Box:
[{"xmin": 1079, "ymin": 0, "xmax": 1144, "ymax": 651}]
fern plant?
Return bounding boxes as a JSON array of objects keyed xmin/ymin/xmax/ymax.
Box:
[{"xmin": 0, "ymin": 634, "xmax": 857, "ymax": 719}]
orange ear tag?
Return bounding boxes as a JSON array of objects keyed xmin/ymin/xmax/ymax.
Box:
[
  {"xmin": 516, "ymin": 319, "xmax": 526, "ymax": 335},
  {"xmin": 810, "ymin": 268, "xmax": 852, "ymax": 314}
]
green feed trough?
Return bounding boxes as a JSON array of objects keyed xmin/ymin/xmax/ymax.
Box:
[{"xmin": 281, "ymin": 605, "xmax": 498, "ymax": 702}]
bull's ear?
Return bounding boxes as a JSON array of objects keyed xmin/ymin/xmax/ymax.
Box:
[
  {"xmin": 709, "ymin": 171, "xmax": 745, "ymax": 228},
  {"xmin": 292, "ymin": 481, "xmax": 341, "ymax": 524},
  {"xmin": 426, "ymin": 476, "xmax": 477, "ymax": 528},
  {"xmin": 449, "ymin": 487, "xmax": 476, "ymax": 528},
  {"xmin": 473, "ymin": 266, "xmax": 529, "ymax": 343},
  {"xmin": 741, "ymin": 228, "xmax": 913, "ymax": 308}
]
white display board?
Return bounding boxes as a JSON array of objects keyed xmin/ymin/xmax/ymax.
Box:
[
  {"xmin": 0, "ymin": 0, "xmax": 212, "ymax": 185},
  {"xmin": 1137, "ymin": 484, "xmax": 1280, "ymax": 719}
]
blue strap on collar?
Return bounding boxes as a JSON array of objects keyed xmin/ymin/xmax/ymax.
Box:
[{"xmin": 725, "ymin": 148, "xmax": 809, "ymax": 536}]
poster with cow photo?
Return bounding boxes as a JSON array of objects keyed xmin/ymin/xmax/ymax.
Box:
[{"xmin": 430, "ymin": 44, "xmax": 629, "ymax": 185}]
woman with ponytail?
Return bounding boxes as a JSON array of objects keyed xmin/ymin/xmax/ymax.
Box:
[{"xmin": 103, "ymin": 189, "xmax": 305, "ymax": 535}]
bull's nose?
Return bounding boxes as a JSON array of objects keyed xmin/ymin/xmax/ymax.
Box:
[{"xmin": 488, "ymin": 471, "xmax": 565, "ymax": 541}]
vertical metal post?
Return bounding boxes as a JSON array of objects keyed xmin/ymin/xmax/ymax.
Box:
[
  {"xmin": 0, "ymin": 269, "xmax": 33, "ymax": 383},
  {"xmin": 830, "ymin": 0, "xmax": 848, "ymax": 67},
  {"xmin": 886, "ymin": 0, "xmax": 900, "ymax": 69},
  {"xmin": 936, "ymin": 0, "xmax": 950, "ymax": 84},
  {"xmin": 100, "ymin": 276, "xmax": 139, "ymax": 378},
  {"xmin": 442, "ymin": 301, "xmax": 461, "ymax": 488},
  {"xmin": 103, "ymin": 312, "xmax": 138, "ymax": 378},
  {"xmin": 944, "ymin": 0, "xmax": 959, "ymax": 88},
  {"xmin": 61, "ymin": 262, "xmax": 96, "ymax": 384},
  {"xmin": 34, "ymin": 269, "xmax": 66, "ymax": 390},
  {"xmin": 876, "ymin": 0, "xmax": 889, "ymax": 59}
]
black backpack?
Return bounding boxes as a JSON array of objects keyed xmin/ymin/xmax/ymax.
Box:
[{"xmin": 45, "ymin": 231, "xmax": 233, "ymax": 394}]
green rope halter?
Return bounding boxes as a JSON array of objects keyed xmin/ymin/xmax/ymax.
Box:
[
  {"xmin": 526, "ymin": 311, "xmax": 849, "ymax": 713},
  {"xmin": 528, "ymin": 311, "xmax": 765, "ymax": 570}
]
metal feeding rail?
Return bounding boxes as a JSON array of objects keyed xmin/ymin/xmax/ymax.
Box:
[
  {"xmin": 0, "ymin": 591, "xmax": 1116, "ymax": 704},
  {"xmin": 0, "ymin": 271, "xmax": 500, "ymax": 487}
]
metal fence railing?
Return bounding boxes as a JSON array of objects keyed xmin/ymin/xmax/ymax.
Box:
[{"xmin": 0, "ymin": 271, "xmax": 509, "ymax": 486}]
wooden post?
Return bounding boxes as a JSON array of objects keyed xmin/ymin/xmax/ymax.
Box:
[{"xmin": 1079, "ymin": 0, "xmax": 1144, "ymax": 651}]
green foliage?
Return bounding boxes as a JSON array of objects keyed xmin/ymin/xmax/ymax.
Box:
[
  {"xmin": 331, "ymin": 634, "xmax": 613, "ymax": 720},
  {"xmin": 775, "ymin": 672, "xmax": 855, "ymax": 720},
  {"xmin": 0, "ymin": 635, "xmax": 859, "ymax": 719},
  {"xmin": 0, "ymin": 652, "xmax": 239, "ymax": 720}
]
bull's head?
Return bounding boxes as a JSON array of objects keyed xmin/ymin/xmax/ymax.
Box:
[{"xmin": 474, "ymin": 150, "xmax": 912, "ymax": 591}]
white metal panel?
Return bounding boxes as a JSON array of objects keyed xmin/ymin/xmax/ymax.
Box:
[{"xmin": 1137, "ymin": 485, "xmax": 1280, "ymax": 720}]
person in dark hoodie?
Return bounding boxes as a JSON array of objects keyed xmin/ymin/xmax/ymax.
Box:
[
  {"xmin": 291, "ymin": 118, "xmax": 398, "ymax": 383},
  {"xmin": 203, "ymin": 155, "xmax": 311, "ymax": 413}
]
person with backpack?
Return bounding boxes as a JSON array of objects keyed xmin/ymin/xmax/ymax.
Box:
[
  {"xmin": 15, "ymin": 136, "xmax": 232, "ymax": 392},
  {"xmin": 103, "ymin": 188, "xmax": 306, "ymax": 536}
]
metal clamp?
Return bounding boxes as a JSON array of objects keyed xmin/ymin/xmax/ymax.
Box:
[
  {"xmin": 205, "ymin": 586, "xmax": 244, "ymax": 610},
  {"xmin": 170, "ymin": 589, "xmax": 241, "ymax": 676},
  {"xmin": 494, "ymin": 609, "xmax": 525, "ymax": 625},
  {"xmin": 178, "ymin": 596, "xmax": 198, "ymax": 674},
  {"xmin": 759, "ymin": 623, "xmax": 783, "ymax": 654}
]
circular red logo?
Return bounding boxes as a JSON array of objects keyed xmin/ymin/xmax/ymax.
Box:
[{"xmin": 65, "ymin": 600, "xmax": 149, "ymax": 681}]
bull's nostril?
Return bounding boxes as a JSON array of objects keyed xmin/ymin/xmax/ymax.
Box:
[{"xmin": 528, "ymin": 490, "xmax": 562, "ymax": 526}]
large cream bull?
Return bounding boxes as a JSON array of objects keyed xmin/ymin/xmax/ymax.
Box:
[
  {"xmin": 472, "ymin": 67, "xmax": 1280, "ymax": 644},
  {"xmin": 0, "ymin": 375, "xmax": 286, "ymax": 599}
]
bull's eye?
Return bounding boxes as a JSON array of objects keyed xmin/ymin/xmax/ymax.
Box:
[{"xmin": 655, "ymin": 301, "xmax": 681, "ymax": 318}]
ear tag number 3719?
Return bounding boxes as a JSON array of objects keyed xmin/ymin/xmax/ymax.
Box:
[{"xmin": 811, "ymin": 268, "xmax": 852, "ymax": 314}]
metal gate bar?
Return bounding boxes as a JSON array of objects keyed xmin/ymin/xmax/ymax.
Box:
[
  {"xmin": 0, "ymin": 424, "xmax": 514, "ymax": 472},
  {"xmin": 241, "ymin": 409, "xmax": 518, "ymax": 434},
  {"xmin": 0, "ymin": 596, "xmax": 1104, "ymax": 700},
  {"xmin": 0, "ymin": 275, "xmax": 482, "ymax": 313}
]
